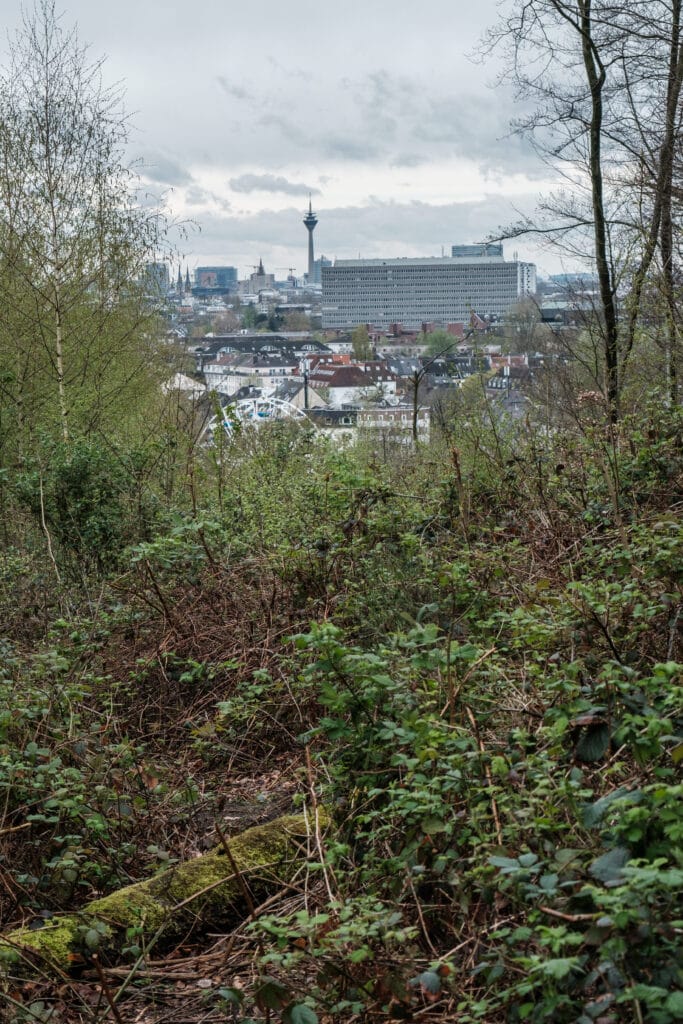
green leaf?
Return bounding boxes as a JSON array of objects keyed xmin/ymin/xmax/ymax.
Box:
[
  {"xmin": 255, "ymin": 975, "xmax": 289, "ymax": 1011},
  {"xmin": 84, "ymin": 928, "xmax": 101, "ymax": 950},
  {"xmin": 421, "ymin": 816, "xmax": 448, "ymax": 834},
  {"xmin": 665, "ymin": 992, "xmax": 683, "ymax": 1015},
  {"xmin": 671, "ymin": 742, "xmax": 683, "ymax": 765},
  {"xmin": 216, "ymin": 987, "xmax": 244, "ymax": 1006},
  {"xmin": 553, "ymin": 848, "xmax": 582, "ymax": 868},
  {"xmin": 575, "ymin": 723, "xmax": 610, "ymax": 762},
  {"xmin": 409, "ymin": 970, "xmax": 441, "ymax": 994},
  {"xmin": 536, "ymin": 957, "xmax": 577, "ymax": 980},
  {"xmin": 284, "ymin": 1004, "xmax": 319, "ymax": 1024},
  {"xmin": 589, "ymin": 846, "xmax": 629, "ymax": 884},
  {"xmin": 518, "ymin": 852, "xmax": 539, "ymax": 868},
  {"xmin": 583, "ymin": 788, "xmax": 632, "ymax": 827},
  {"xmin": 489, "ymin": 856, "xmax": 519, "ymax": 869}
]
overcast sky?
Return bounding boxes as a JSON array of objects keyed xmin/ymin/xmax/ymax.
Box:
[{"xmin": 1, "ymin": 0, "xmax": 567, "ymax": 278}]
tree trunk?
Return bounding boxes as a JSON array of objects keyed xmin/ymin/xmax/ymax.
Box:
[
  {"xmin": 577, "ymin": 0, "xmax": 620, "ymax": 421},
  {"xmin": 54, "ymin": 301, "xmax": 69, "ymax": 442}
]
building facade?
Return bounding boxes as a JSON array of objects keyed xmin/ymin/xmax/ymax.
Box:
[
  {"xmin": 203, "ymin": 352, "xmax": 299, "ymax": 396},
  {"xmin": 194, "ymin": 266, "xmax": 238, "ymax": 292},
  {"xmin": 309, "ymin": 255, "xmax": 332, "ymax": 286},
  {"xmin": 322, "ymin": 256, "xmax": 537, "ymax": 330},
  {"xmin": 142, "ymin": 261, "xmax": 170, "ymax": 297}
]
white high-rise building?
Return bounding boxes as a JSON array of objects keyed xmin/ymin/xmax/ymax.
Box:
[{"xmin": 322, "ymin": 255, "xmax": 537, "ymax": 329}]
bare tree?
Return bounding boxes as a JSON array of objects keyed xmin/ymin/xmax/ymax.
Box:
[
  {"xmin": 484, "ymin": 0, "xmax": 683, "ymax": 418},
  {"xmin": 0, "ymin": 1, "xmax": 170, "ymax": 451},
  {"xmin": 409, "ymin": 328, "xmax": 477, "ymax": 443}
]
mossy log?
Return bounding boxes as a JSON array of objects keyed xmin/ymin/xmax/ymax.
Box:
[{"xmin": 0, "ymin": 811, "xmax": 320, "ymax": 975}]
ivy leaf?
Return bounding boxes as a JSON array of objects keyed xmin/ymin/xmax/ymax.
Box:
[
  {"xmin": 589, "ymin": 847, "xmax": 629, "ymax": 884},
  {"xmin": 575, "ymin": 723, "xmax": 610, "ymax": 762}
]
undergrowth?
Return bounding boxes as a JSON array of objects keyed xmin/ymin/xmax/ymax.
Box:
[{"xmin": 0, "ymin": 406, "xmax": 681, "ymax": 1022}]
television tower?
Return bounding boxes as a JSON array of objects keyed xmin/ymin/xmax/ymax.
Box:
[{"xmin": 303, "ymin": 196, "xmax": 318, "ymax": 282}]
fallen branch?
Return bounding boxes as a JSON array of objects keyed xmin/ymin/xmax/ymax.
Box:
[{"xmin": 0, "ymin": 811, "xmax": 323, "ymax": 976}]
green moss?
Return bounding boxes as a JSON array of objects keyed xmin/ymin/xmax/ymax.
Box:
[
  {"xmin": 88, "ymin": 886, "xmax": 168, "ymax": 931},
  {"xmin": 2, "ymin": 916, "xmax": 79, "ymax": 970},
  {"xmin": 0, "ymin": 811, "xmax": 319, "ymax": 975}
]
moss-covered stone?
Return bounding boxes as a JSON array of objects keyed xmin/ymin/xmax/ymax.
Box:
[{"xmin": 0, "ymin": 811, "xmax": 321, "ymax": 974}]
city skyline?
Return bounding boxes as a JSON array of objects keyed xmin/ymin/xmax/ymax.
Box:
[{"xmin": 0, "ymin": 0, "xmax": 568, "ymax": 278}]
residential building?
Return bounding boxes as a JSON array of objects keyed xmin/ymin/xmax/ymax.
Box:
[
  {"xmin": 308, "ymin": 407, "xmax": 358, "ymax": 444},
  {"xmin": 203, "ymin": 351, "xmax": 299, "ymax": 396},
  {"xmin": 306, "ymin": 363, "xmax": 397, "ymax": 408},
  {"xmin": 322, "ymin": 256, "xmax": 537, "ymax": 330},
  {"xmin": 194, "ymin": 333, "xmax": 329, "ymax": 373},
  {"xmin": 357, "ymin": 406, "xmax": 430, "ymax": 444}
]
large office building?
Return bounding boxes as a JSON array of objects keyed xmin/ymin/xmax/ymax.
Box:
[
  {"xmin": 321, "ymin": 255, "xmax": 537, "ymax": 330},
  {"xmin": 194, "ymin": 266, "xmax": 238, "ymax": 293}
]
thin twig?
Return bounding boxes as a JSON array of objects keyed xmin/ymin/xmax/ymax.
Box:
[
  {"xmin": 92, "ymin": 954, "xmax": 125, "ymax": 1024},
  {"xmin": 304, "ymin": 744, "xmax": 336, "ymax": 904},
  {"xmin": 38, "ymin": 470, "xmax": 61, "ymax": 587},
  {"xmin": 538, "ymin": 905, "xmax": 595, "ymax": 922},
  {"xmin": 465, "ymin": 705, "xmax": 504, "ymax": 846}
]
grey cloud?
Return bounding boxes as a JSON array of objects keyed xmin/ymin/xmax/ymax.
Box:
[
  {"xmin": 217, "ymin": 76, "xmax": 252, "ymax": 102},
  {"xmin": 140, "ymin": 152, "xmax": 193, "ymax": 187},
  {"xmin": 185, "ymin": 186, "xmax": 209, "ymax": 206},
  {"xmin": 229, "ymin": 173, "xmax": 321, "ymax": 196},
  {"xmin": 413, "ymin": 90, "xmax": 540, "ymax": 175},
  {"xmin": 320, "ymin": 135, "xmax": 382, "ymax": 161},
  {"xmin": 257, "ymin": 113, "xmax": 307, "ymax": 145},
  {"xmin": 390, "ymin": 154, "xmax": 423, "ymax": 168},
  {"xmin": 157, "ymin": 67, "xmax": 542, "ymax": 182},
  {"xmin": 180, "ymin": 194, "xmax": 541, "ymax": 271},
  {"xmin": 185, "ymin": 185, "xmax": 232, "ymax": 212},
  {"xmin": 265, "ymin": 56, "xmax": 313, "ymax": 83}
]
